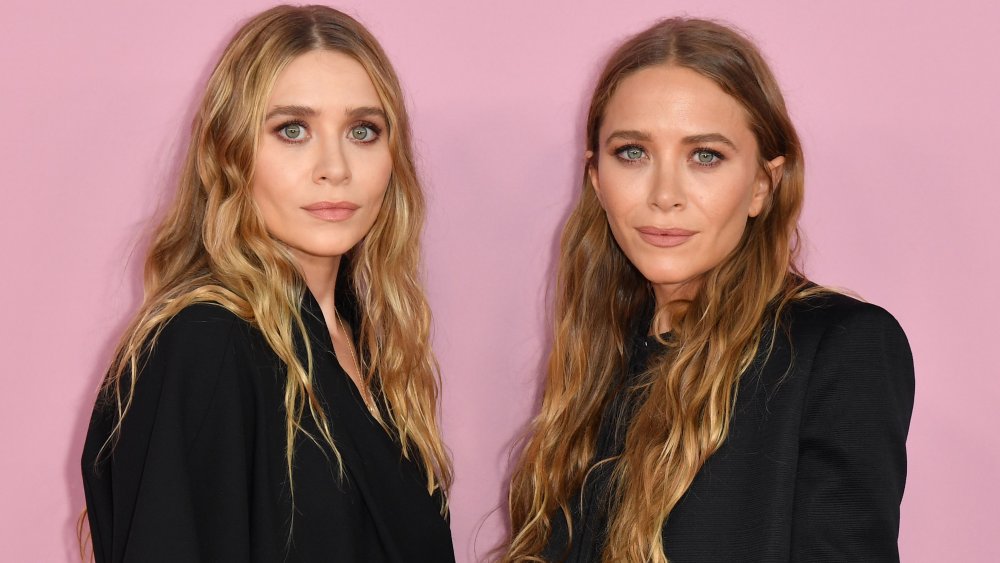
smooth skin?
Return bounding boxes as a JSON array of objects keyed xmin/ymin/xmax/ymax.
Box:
[
  {"xmin": 588, "ymin": 64, "xmax": 784, "ymax": 332},
  {"xmin": 252, "ymin": 49, "xmax": 391, "ymax": 397}
]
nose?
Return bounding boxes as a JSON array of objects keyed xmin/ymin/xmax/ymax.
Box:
[
  {"xmin": 313, "ymin": 138, "xmax": 351, "ymax": 185},
  {"xmin": 648, "ymin": 161, "xmax": 686, "ymax": 210}
]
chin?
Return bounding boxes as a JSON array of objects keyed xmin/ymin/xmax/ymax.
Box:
[
  {"xmin": 311, "ymin": 246, "xmax": 356, "ymax": 258},
  {"xmin": 288, "ymin": 240, "xmax": 358, "ymax": 260},
  {"xmin": 644, "ymin": 275, "xmax": 694, "ymax": 287},
  {"xmin": 636, "ymin": 266, "xmax": 702, "ymax": 291},
  {"xmin": 630, "ymin": 262, "xmax": 682, "ymax": 283}
]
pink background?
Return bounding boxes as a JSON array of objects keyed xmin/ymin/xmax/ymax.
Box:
[{"xmin": 1, "ymin": 0, "xmax": 997, "ymax": 561}]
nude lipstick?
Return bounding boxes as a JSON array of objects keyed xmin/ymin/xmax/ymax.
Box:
[
  {"xmin": 636, "ymin": 227, "xmax": 697, "ymax": 248},
  {"xmin": 302, "ymin": 201, "xmax": 359, "ymax": 222}
]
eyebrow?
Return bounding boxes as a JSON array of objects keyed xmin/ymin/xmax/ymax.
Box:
[
  {"xmin": 682, "ymin": 133, "xmax": 738, "ymax": 150},
  {"xmin": 264, "ymin": 105, "xmax": 317, "ymax": 121},
  {"xmin": 605, "ymin": 129, "xmax": 652, "ymax": 144},
  {"xmin": 604, "ymin": 129, "xmax": 738, "ymax": 150},
  {"xmin": 264, "ymin": 105, "xmax": 387, "ymax": 124},
  {"xmin": 346, "ymin": 106, "xmax": 387, "ymax": 121}
]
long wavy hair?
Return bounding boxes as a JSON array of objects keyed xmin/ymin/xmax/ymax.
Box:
[
  {"xmin": 82, "ymin": 5, "xmax": 450, "ymax": 551},
  {"xmin": 505, "ymin": 18, "xmax": 817, "ymax": 562}
]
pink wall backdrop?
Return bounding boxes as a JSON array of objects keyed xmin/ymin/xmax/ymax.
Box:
[{"xmin": 1, "ymin": 0, "xmax": 997, "ymax": 560}]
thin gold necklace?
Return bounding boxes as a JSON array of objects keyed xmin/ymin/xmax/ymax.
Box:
[{"xmin": 334, "ymin": 310, "xmax": 377, "ymax": 415}]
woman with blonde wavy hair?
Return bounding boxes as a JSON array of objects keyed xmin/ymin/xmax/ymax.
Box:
[
  {"xmin": 505, "ymin": 18, "xmax": 914, "ymax": 563},
  {"xmin": 81, "ymin": 5, "xmax": 453, "ymax": 562}
]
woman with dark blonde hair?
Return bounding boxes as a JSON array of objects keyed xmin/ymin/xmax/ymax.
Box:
[
  {"xmin": 81, "ymin": 5, "xmax": 453, "ymax": 562},
  {"xmin": 505, "ymin": 18, "xmax": 914, "ymax": 563}
]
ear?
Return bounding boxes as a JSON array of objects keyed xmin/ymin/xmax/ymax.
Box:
[
  {"xmin": 586, "ymin": 150, "xmax": 604, "ymax": 206},
  {"xmin": 749, "ymin": 155, "xmax": 785, "ymax": 217}
]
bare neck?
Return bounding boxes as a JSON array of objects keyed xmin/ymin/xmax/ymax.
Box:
[
  {"xmin": 651, "ymin": 279, "xmax": 699, "ymax": 334},
  {"xmin": 292, "ymin": 250, "xmax": 342, "ymax": 321}
]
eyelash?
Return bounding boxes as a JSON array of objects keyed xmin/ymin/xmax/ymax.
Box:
[
  {"xmin": 690, "ymin": 147, "xmax": 725, "ymax": 167},
  {"xmin": 350, "ymin": 121, "xmax": 383, "ymax": 144},
  {"xmin": 270, "ymin": 120, "xmax": 385, "ymax": 145},
  {"xmin": 273, "ymin": 120, "xmax": 309, "ymax": 144},
  {"xmin": 611, "ymin": 144, "xmax": 726, "ymax": 167},
  {"xmin": 613, "ymin": 144, "xmax": 646, "ymax": 164}
]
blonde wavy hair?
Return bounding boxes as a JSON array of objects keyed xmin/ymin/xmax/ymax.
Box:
[
  {"xmin": 505, "ymin": 18, "xmax": 820, "ymax": 563},
  {"xmin": 81, "ymin": 5, "xmax": 451, "ymax": 554}
]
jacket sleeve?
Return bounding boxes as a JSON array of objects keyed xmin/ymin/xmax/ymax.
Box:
[
  {"xmin": 82, "ymin": 307, "xmax": 256, "ymax": 563},
  {"xmin": 790, "ymin": 304, "xmax": 915, "ymax": 562}
]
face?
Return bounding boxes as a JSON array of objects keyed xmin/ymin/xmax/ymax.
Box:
[
  {"xmin": 589, "ymin": 64, "xmax": 784, "ymax": 304},
  {"xmin": 252, "ymin": 49, "xmax": 392, "ymax": 268}
]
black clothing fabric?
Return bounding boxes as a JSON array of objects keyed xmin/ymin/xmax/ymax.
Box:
[
  {"xmin": 543, "ymin": 292, "xmax": 915, "ymax": 562},
  {"xmin": 81, "ymin": 292, "xmax": 454, "ymax": 563}
]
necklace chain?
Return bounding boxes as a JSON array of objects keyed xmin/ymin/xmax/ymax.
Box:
[{"xmin": 335, "ymin": 309, "xmax": 376, "ymax": 415}]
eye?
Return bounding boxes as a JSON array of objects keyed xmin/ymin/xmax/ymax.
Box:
[
  {"xmin": 615, "ymin": 145, "xmax": 646, "ymax": 162},
  {"xmin": 692, "ymin": 149, "xmax": 723, "ymax": 166},
  {"xmin": 349, "ymin": 124, "xmax": 380, "ymax": 143},
  {"xmin": 276, "ymin": 122, "xmax": 308, "ymax": 142}
]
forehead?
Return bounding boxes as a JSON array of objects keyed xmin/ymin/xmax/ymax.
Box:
[
  {"xmin": 601, "ymin": 64, "xmax": 753, "ymax": 142},
  {"xmin": 267, "ymin": 49, "xmax": 382, "ymax": 108}
]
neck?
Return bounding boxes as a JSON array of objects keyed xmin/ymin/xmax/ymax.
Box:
[
  {"xmin": 651, "ymin": 279, "xmax": 699, "ymax": 334},
  {"xmin": 292, "ymin": 249, "xmax": 342, "ymax": 317}
]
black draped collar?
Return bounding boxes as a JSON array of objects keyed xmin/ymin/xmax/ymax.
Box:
[{"xmin": 295, "ymin": 287, "xmax": 451, "ymax": 560}]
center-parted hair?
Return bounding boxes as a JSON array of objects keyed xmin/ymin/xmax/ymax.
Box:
[
  {"xmin": 505, "ymin": 18, "xmax": 816, "ymax": 562},
  {"xmin": 93, "ymin": 3, "xmax": 450, "ymax": 514}
]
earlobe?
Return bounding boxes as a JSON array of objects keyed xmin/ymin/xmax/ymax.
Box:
[{"xmin": 749, "ymin": 155, "xmax": 786, "ymax": 217}]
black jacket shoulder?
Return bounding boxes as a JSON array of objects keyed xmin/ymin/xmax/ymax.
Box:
[
  {"xmin": 662, "ymin": 290, "xmax": 915, "ymax": 562},
  {"xmin": 784, "ymin": 290, "xmax": 904, "ymax": 336},
  {"xmin": 151, "ymin": 302, "xmax": 250, "ymax": 363},
  {"xmin": 132, "ymin": 303, "xmax": 259, "ymax": 441}
]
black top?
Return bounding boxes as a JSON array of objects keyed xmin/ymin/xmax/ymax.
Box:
[
  {"xmin": 81, "ymin": 291, "xmax": 454, "ymax": 563},
  {"xmin": 543, "ymin": 292, "xmax": 915, "ymax": 562}
]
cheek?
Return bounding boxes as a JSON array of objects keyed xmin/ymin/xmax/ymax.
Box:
[
  {"xmin": 695, "ymin": 180, "xmax": 754, "ymax": 245},
  {"xmin": 249, "ymin": 169, "xmax": 282, "ymax": 217},
  {"xmin": 249, "ymin": 182, "xmax": 279, "ymax": 236},
  {"xmin": 372, "ymin": 161, "xmax": 393, "ymax": 202},
  {"xmin": 595, "ymin": 167, "xmax": 640, "ymax": 222},
  {"xmin": 351, "ymin": 146, "xmax": 393, "ymax": 197},
  {"xmin": 249, "ymin": 162, "xmax": 301, "ymax": 238},
  {"xmin": 365, "ymin": 185, "xmax": 389, "ymax": 226},
  {"xmin": 250, "ymin": 148, "xmax": 293, "ymax": 203}
]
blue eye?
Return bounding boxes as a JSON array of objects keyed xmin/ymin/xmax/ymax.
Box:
[
  {"xmin": 693, "ymin": 149, "xmax": 723, "ymax": 166},
  {"xmin": 277, "ymin": 122, "xmax": 307, "ymax": 141},
  {"xmin": 349, "ymin": 124, "xmax": 379, "ymax": 142},
  {"xmin": 616, "ymin": 145, "xmax": 646, "ymax": 161}
]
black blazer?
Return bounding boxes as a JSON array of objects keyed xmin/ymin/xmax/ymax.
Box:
[
  {"xmin": 81, "ymin": 292, "xmax": 454, "ymax": 563},
  {"xmin": 545, "ymin": 291, "xmax": 915, "ymax": 562}
]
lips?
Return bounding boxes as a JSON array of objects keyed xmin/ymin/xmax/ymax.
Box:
[
  {"xmin": 636, "ymin": 227, "xmax": 697, "ymax": 248},
  {"xmin": 302, "ymin": 201, "xmax": 360, "ymax": 222}
]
